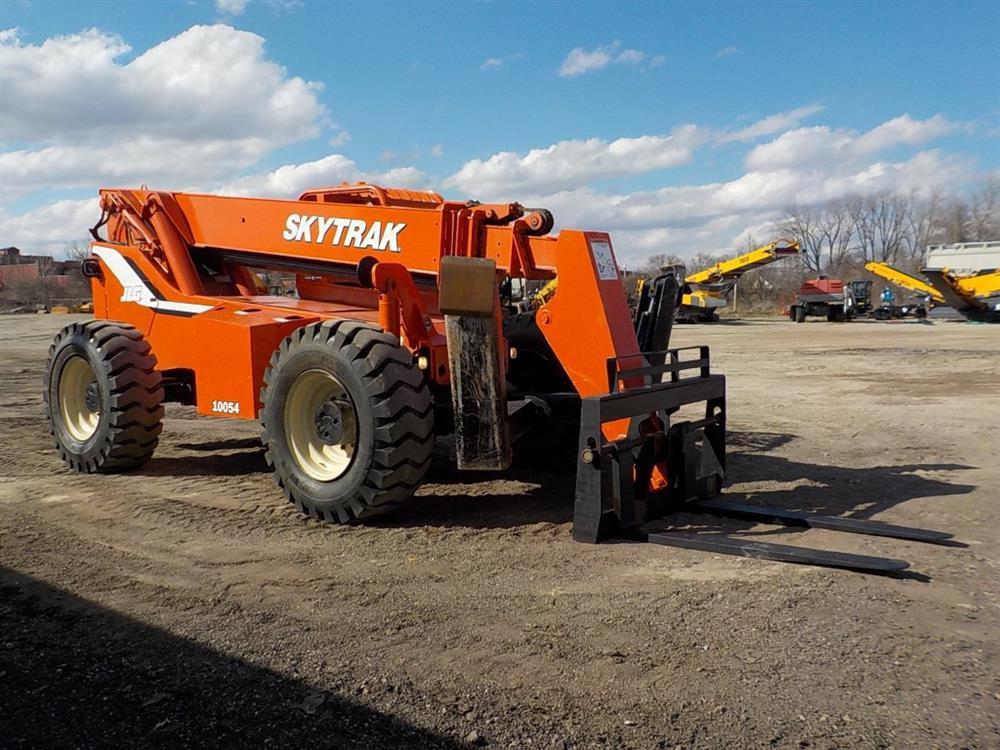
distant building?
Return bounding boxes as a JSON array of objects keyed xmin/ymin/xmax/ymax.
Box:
[
  {"xmin": 0, "ymin": 246, "xmax": 73, "ymax": 274},
  {"xmin": 0, "ymin": 262, "xmax": 41, "ymax": 287},
  {"xmin": 0, "ymin": 246, "xmax": 24, "ymax": 265}
]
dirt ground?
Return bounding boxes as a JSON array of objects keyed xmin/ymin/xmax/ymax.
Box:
[{"xmin": 2, "ymin": 313, "xmax": 998, "ymax": 749}]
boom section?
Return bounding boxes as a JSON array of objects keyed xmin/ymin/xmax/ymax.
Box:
[
  {"xmin": 864, "ymin": 261, "xmax": 945, "ymax": 304},
  {"xmin": 685, "ymin": 240, "xmax": 800, "ymax": 286},
  {"xmin": 101, "ymin": 188, "xmax": 560, "ymax": 280}
]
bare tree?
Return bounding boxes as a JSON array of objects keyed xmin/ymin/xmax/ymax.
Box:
[
  {"xmin": 933, "ymin": 197, "xmax": 973, "ymax": 243},
  {"xmin": 778, "ymin": 205, "xmax": 824, "ymax": 272},
  {"xmin": 638, "ymin": 252, "xmax": 685, "ymax": 279},
  {"xmin": 67, "ymin": 243, "xmax": 91, "ymax": 262},
  {"xmin": 686, "ymin": 251, "xmax": 731, "ymax": 276},
  {"xmin": 816, "ymin": 198, "xmax": 855, "ymax": 269},
  {"xmin": 967, "ymin": 176, "xmax": 1000, "ymax": 240},
  {"xmin": 848, "ymin": 192, "xmax": 912, "ymax": 264},
  {"xmin": 903, "ymin": 189, "xmax": 945, "ymax": 264}
]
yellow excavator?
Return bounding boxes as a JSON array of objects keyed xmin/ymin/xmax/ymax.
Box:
[{"xmin": 679, "ymin": 240, "xmax": 800, "ymax": 322}]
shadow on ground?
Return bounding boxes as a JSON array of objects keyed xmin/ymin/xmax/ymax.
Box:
[
  {"xmin": 721, "ymin": 429, "xmax": 976, "ymax": 524},
  {"xmin": 129, "ymin": 430, "xmax": 976, "ymax": 544},
  {"xmin": 0, "ymin": 566, "xmax": 462, "ymax": 749}
]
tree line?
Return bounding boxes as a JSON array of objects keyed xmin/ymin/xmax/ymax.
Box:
[{"xmin": 778, "ymin": 178, "xmax": 999, "ymax": 274}]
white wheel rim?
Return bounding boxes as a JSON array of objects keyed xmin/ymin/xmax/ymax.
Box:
[
  {"xmin": 283, "ymin": 369, "xmax": 358, "ymax": 482},
  {"xmin": 59, "ymin": 355, "xmax": 100, "ymax": 442}
]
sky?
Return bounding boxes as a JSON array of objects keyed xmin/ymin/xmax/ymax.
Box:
[{"xmin": 1, "ymin": 0, "xmax": 998, "ymax": 265}]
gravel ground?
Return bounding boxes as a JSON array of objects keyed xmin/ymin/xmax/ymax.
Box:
[{"xmin": 1, "ymin": 313, "xmax": 998, "ymax": 749}]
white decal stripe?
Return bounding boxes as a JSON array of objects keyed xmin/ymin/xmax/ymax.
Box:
[{"xmin": 92, "ymin": 245, "xmax": 213, "ymax": 315}]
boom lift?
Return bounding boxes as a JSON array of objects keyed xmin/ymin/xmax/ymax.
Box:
[
  {"xmin": 865, "ymin": 262, "xmax": 944, "ymax": 305},
  {"xmin": 679, "ymin": 240, "xmax": 800, "ymax": 322},
  {"xmin": 44, "ymin": 184, "xmax": 954, "ymax": 574},
  {"xmin": 864, "ymin": 261, "xmax": 942, "ymax": 319}
]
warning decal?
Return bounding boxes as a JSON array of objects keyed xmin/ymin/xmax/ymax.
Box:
[{"xmin": 589, "ymin": 239, "xmax": 619, "ymax": 281}]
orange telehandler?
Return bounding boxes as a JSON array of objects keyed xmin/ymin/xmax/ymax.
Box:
[{"xmin": 44, "ymin": 183, "xmax": 954, "ymax": 573}]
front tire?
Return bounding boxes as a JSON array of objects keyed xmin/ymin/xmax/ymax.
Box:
[
  {"xmin": 260, "ymin": 321, "xmax": 434, "ymax": 523},
  {"xmin": 44, "ymin": 321, "xmax": 164, "ymax": 472}
]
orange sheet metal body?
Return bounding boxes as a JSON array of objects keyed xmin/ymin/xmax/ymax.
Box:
[{"xmin": 91, "ymin": 185, "xmax": 642, "ymax": 430}]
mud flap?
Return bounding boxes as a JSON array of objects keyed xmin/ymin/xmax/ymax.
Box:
[{"xmin": 439, "ymin": 256, "xmax": 511, "ymax": 470}]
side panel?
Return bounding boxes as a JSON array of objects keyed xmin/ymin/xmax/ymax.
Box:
[
  {"xmin": 91, "ymin": 242, "xmax": 319, "ymax": 418},
  {"xmin": 147, "ymin": 311, "xmax": 310, "ymax": 418}
]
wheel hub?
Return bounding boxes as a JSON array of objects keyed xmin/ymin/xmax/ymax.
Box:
[
  {"xmin": 84, "ymin": 382, "xmax": 100, "ymax": 413},
  {"xmin": 314, "ymin": 399, "xmax": 352, "ymax": 445}
]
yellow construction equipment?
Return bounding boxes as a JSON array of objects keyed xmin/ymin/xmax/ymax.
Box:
[
  {"xmin": 530, "ymin": 277, "xmax": 560, "ymax": 308},
  {"xmin": 864, "ymin": 262, "xmax": 945, "ymax": 306},
  {"xmin": 920, "ymin": 242, "xmax": 1000, "ymax": 322},
  {"xmin": 922, "ymin": 268, "xmax": 1000, "ymax": 322},
  {"xmin": 680, "ymin": 240, "xmax": 800, "ymax": 321}
]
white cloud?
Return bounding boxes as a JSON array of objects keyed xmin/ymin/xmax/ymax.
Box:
[
  {"xmin": 0, "ymin": 25, "xmax": 325, "ymax": 144},
  {"xmin": 215, "ymin": 0, "xmax": 302, "ymax": 14},
  {"xmin": 0, "ymin": 138, "xmax": 271, "ymax": 201},
  {"xmin": 522, "ymin": 149, "xmax": 968, "ymax": 264},
  {"xmin": 0, "ymin": 25, "xmax": 328, "ymax": 200},
  {"xmin": 441, "ymin": 109, "xmax": 965, "ymax": 260},
  {"xmin": 558, "ymin": 42, "xmax": 662, "ymax": 77},
  {"xmin": 440, "ymin": 110, "xmax": 967, "ymax": 264},
  {"xmin": 217, "ymin": 154, "xmax": 428, "ymax": 197},
  {"xmin": 616, "ymin": 49, "xmax": 645, "ymax": 65},
  {"xmin": 0, "ymin": 198, "xmax": 99, "ymax": 256},
  {"xmin": 328, "ymin": 129, "xmax": 351, "ymax": 147},
  {"xmin": 559, "ymin": 45, "xmax": 614, "ymax": 77},
  {"xmin": 854, "ymin": 113, "xmax": 955, "ymax": 152},
  {"xmin": 374, "ymin": 166, "xmax": 429, "ymax": 188},
  {"xmin": 430, "ymin": 144, "xmax": 444, "ymax": 158},
  {"xmin": 479, "ymin": 52, "xmax": 524, "ymax": 71},
  {"xmin": 444, "ymin": 125, "xmax": 708, "ymax": 196},
  {"xmin": 745, "ymin": 114, "xmax": 956, "ymax": 172},
  {"xmin": 716, "ymin": 46, "xmax": 742, "ymax": 58},
  {"xmin": 717, "ymin": 104, "xmax": 825, "ymax": 143},
  {"xmin": 216, "ymin": 0, "xmax": 248, "ymax": 13},
  {"xmin": 218, "ymin": 154, "xmax": 359, "ymax": 196}
]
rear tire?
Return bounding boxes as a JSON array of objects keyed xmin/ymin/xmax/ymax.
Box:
[
  {"xmin": 44, "ymin": 321, "xmax": 164, "ymax": 472},
  {"xmin": 794, "ymin": 306, "xmax": 806, "ymax": 323},
  {"xmin": 260, "ymin": 321, "xmax": 434, "ymax": 522}
]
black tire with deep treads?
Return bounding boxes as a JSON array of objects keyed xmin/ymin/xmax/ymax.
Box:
[
  {"xmin": 260, "ymin": 320, "xmax": 434, "ymax": 523},
  {"xmin": 44, "ymin": 320, "xmax": 164, "ymax": 472}
]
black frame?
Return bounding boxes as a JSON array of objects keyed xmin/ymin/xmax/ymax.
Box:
[{"xmin": 573, "ymin": 346, "xmax": 726, "ymax": 543}]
